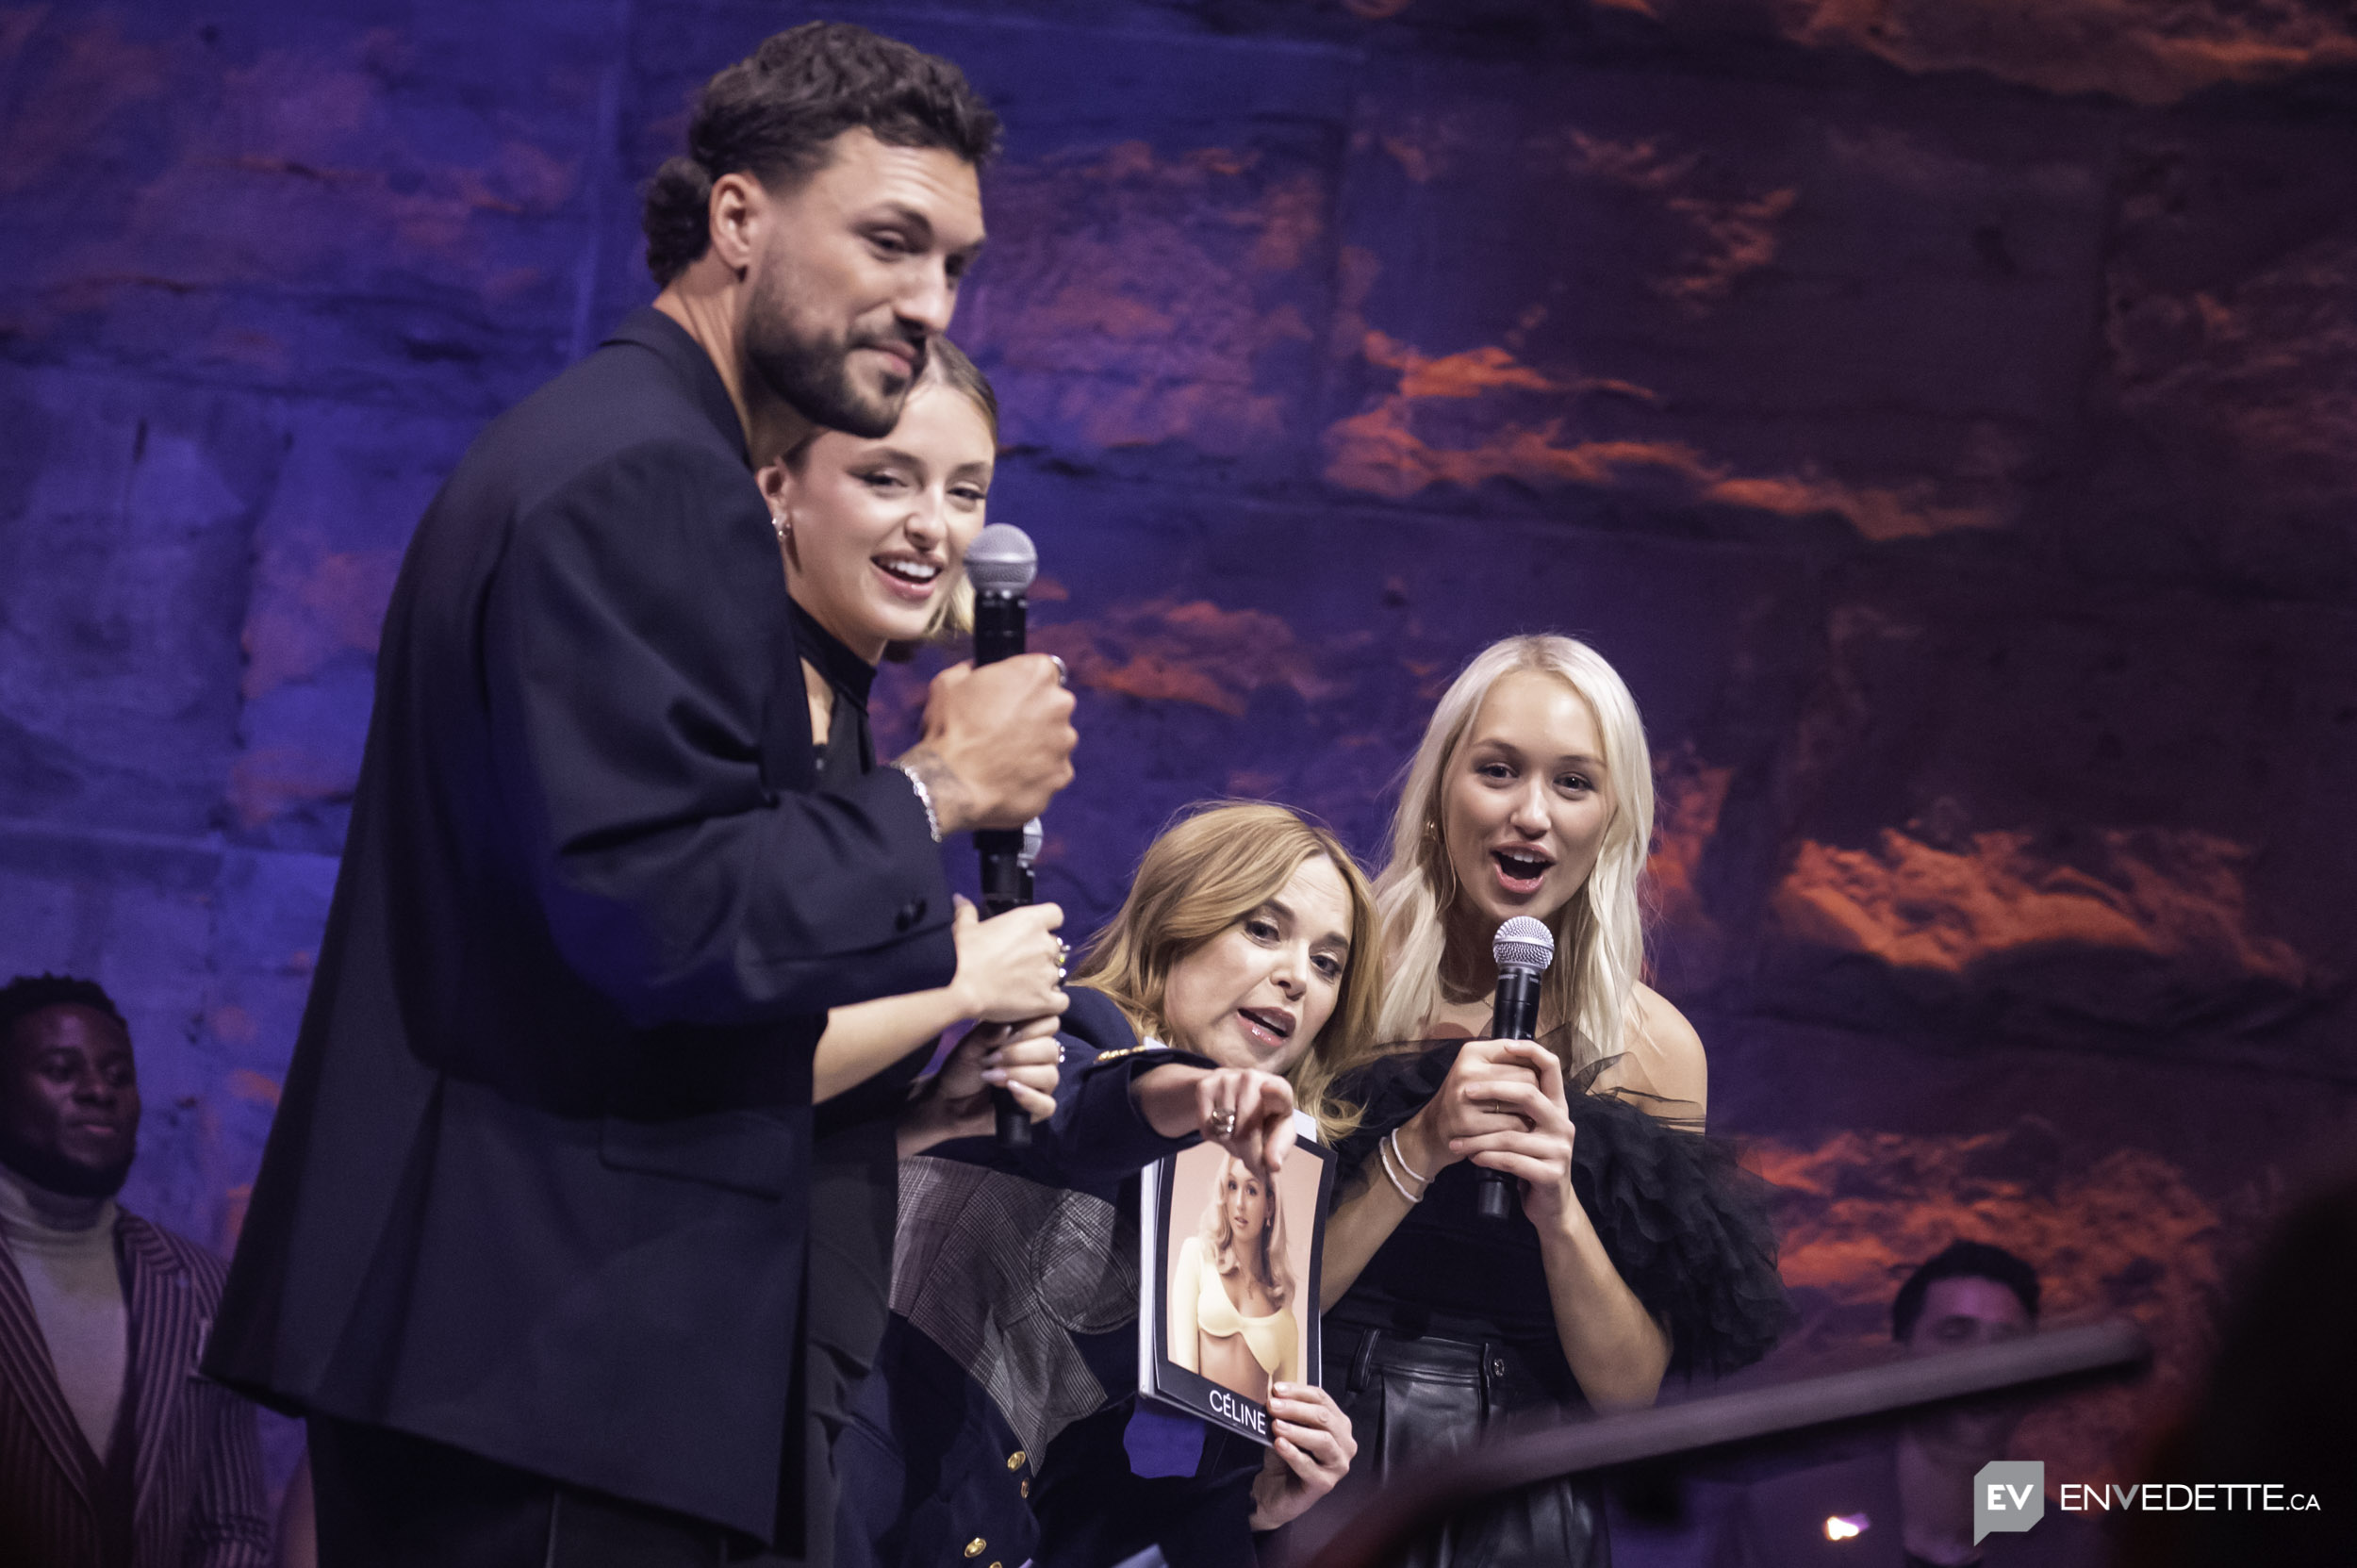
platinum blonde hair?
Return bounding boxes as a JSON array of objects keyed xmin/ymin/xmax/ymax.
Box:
[
  {"xmin": 1195, "ymin": 1151, "xmax": 1295, "ymax": 1312},
  {"xmin": 1368, "ymin": 635, "xmax": 1654, "ymax": 1065}
]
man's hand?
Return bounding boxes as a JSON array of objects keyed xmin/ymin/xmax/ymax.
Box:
[{"xmin": 898, "ymin": 655, "xmax": 1076, "ymax": 834}]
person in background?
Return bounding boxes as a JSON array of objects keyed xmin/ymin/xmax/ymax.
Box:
[
  {"xmin": 1697, "ymin": 1240, "xmax": 2101, "ymax": 1568},
  {"xmin": 0, "ymin": 972, "xmax": 270, "ymax": 1568},
  {"xmin": 2118, "ymin": 1165, "xmax": 2356, "ymax": 1568}
]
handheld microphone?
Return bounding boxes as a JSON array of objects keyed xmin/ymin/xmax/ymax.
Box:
[
  {"xmin": 1477, "ymin": 916, "xmax": 1555, "ymax": 1222},
  {"xmin": 966, "ymin": 523, "xmax": 1038, "ymax": 1149}
]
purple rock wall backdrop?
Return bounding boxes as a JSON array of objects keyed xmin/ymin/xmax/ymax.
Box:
[{"xmin": 6, "ymin": 0, "xmax": 2356, "ymax": 1499}]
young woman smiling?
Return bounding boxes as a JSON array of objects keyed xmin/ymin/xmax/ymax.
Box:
[
  {"xmin": 756, "ymin": 335, "xmax": 1069, "ymax": 1122},
  {"xmin": 751, "ymin": 338, "xmax": 1075, "ymax": 1568},
  {"xmin": 835, "ymin": 802, "xmax": 1372, "ymax": 1568},
  {"xmin": 1286, "ymin": 635, "xmax": 1789, "ymax": 1568}
]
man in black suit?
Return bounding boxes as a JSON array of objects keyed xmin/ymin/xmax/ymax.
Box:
[{"xmin": 203, "ymin": 24, "xmax": 1076, "ymax": 1567}]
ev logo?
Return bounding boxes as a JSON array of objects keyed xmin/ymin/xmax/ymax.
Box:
[{"xmin": 1974, "ymin": 1460, "xmax": 2046, "ymax": 1543}]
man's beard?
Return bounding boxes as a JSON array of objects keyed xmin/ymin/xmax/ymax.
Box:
[
  {"xmin": 0, "ymin": 1133, "xmax": 132, "ymax": 1200},
  {"xmin": 745, "ymin": 275, "xmax": 919, "ymax": 438}
]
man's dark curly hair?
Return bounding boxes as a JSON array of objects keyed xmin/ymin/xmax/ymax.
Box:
[
  {"xmin": 1892, "ymin": 1240, "xmax": 2041, "ymax": 1342},
  {"xmin": 0, "ymin": 973, "xmax": 127, "ymax": 1047},
  {"xmin": 643, "ymin": 22, "xmax": 1001, "ymax": 287}
]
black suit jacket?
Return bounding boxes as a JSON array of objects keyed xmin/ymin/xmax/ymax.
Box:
[
  {"xmin": 203, "ymin": 308, "xmax": 956, "ymax": 1543},
  {"xmin": 1, "ymin": 1213, "xmax": 270, "ymax": 1568}
]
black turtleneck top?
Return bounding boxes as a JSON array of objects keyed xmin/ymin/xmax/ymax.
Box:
[{"xmin": 788, "ymin": 597, "xmax": 941, "ymax": 1425}]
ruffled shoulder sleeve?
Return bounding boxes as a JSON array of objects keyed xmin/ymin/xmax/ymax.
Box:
[
  {"xmin": 1329, "ymin": 1040, "xmax": 1466, "ymax": 1185},
  {"xmin": 1330, "ymin": 1034, "xmax": 1790, "ymax": 1379},
  {"xmin": 1565, "ymin": 1081, "xmax": 1793, "ymax": 1378}
]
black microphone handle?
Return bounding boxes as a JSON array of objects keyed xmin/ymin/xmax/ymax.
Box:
[
  {"xmin": 1475, "ymin": 966, "xmax": 1543, "ymax": 1222},
  {"xmin": 972, "ymin": 589, "xmax": 1027, "ymax": 668},
  {"xmin": 975, "ymin": 854, "xmax": 1036, "ymax": 1147},
  {"xmin": 971, "ymin": 587, "xmax": 1032, "ymax": 1147}
]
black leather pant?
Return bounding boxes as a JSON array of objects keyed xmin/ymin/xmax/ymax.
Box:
[{"xmin": 1286, "ymin": 1320, "xmax": 1608, "ymax": 1568}]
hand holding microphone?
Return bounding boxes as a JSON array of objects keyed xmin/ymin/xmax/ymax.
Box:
[
  {"xmin": 1430, "ymin": 917, "xmax": 1585, "ymax": 1230},
  {"xmin": 945, "ymin": 893, "xmax": 1067, "ymax": 1026},
  {"xmin": 1395, "ymin": 917, "xmax": 1574, "ymax": 1223},
  {"xmin": 898, "ymin": 523, "xmax": 1075, "ymax": 836},
  {"xmin": 958, "ymin": 524, "xmax": 1064, "ymax": 1149},
  {"xmin": 1475, "ymin": 916, "xmax": 1552, "ymax": 1220}
]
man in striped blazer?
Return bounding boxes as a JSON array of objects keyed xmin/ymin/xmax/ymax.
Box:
[{"xmin": 0, "ymin": 973, "xmax": 271, "ymax": 1568}]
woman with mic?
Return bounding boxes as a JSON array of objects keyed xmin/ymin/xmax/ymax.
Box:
[
  {"xmin": 751, "ymin": 336, "xmax": 1075, "ymax": 1568},
  {"xmin": 1290, "ymin": 635, "xmax": 1790, "ymax": 1568}
]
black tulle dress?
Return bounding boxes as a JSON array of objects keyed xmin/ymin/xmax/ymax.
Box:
[{"xmin": 1285, "ymin": 1035, "xmax": 1791, "ymax": 1568}]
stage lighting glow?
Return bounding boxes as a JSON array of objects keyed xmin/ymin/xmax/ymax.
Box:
[{"xmin": 1824, "ymin": 1512, "xmax": 1870, "ymax": 1541}]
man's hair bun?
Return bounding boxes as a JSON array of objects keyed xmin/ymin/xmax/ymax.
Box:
[
  {"xmin": 641, "ymin": 156, "xmax": 717, "ymax": 289},
  {"xmin": 640, "ymin": 24, "xmax": 999, "ymax": 287}
]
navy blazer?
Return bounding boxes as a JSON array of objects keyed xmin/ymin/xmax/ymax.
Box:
[
  {"xmin": 837, "ymin": 987, "xmax": 1216, "ymax": 1568},
  {"xmin": 203, "ymin": 308, "xmax": 956, "ymax": 1544},
  {"xmin": 1, "ymin": 1212, "xmax": 270, "ymax": 1568}
]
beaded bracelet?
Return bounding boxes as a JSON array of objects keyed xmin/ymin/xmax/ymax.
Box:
[{"xmin": 891, "ymin": 761, "xmax": 943, "ymax": 843}]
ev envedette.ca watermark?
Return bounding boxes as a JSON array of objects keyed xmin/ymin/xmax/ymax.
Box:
[{"xmin": 1973, "ymin": 1460, "xmax": 2324, "ymax": 1543}]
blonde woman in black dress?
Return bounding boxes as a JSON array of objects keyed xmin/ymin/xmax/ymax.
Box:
[{"xmin": 1296, "ymin": 635, "xmax": 1789, "ymax": 1568}]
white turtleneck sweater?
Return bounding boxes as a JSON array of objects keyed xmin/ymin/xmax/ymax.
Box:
[{"xmin": 0, "ymin": 1164, "xmax": 127, "ymax": 1460}]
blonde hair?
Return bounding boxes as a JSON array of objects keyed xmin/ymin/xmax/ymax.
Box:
[
  {"xmin": 1074, "ymin": 801, "xmax": 1381, "ymax": 1144},
  {"xmin": 1368, "ymin": 635, "xmax": 1654, "ymax": 1066},
  {"xmin": 1196, "ymin": 1152, "xmax": 1295, "ymax": 1311},
  {"xmin": 773, "ymin": 337, "xmax": 996, "ymax": 644}
]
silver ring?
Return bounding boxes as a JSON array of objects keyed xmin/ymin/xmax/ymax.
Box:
[
  {"xmin": 1048, "ymin": 654, "xmax": 1067, "ymax": 685},
  {"xmin": 1056, "ymin": 964, "xmax": 1067, "ymax": 982},
  {"xmin": 1056, "ymin": 1042, "xmax": 1067, "ymax": 1065},
  {"xmin": 1055, "ymin": 940, "xmax": 1071, "ymax": 964},
  {"xmin": 1212, "ymin": 1109, "xmax": 1237, "ymax": 1137}
]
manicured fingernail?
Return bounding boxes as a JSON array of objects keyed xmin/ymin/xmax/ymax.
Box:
[{"xmin": 981, "ymin": 1068, "xmax": 1008, "ymax": 1085}]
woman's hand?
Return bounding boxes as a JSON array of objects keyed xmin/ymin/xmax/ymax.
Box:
[
  {"xmin": 1393, "ymin": 1038, "xmax": 1545, "ymax": 1180},
  {"xmin": 1134, "ymin": 1065, "xmax": 1298, "ymax": 1176},
  {"xmin": 1441, "ymin": 1041, "xmax": 1578, "ymax": 1228},
  {"xmin": 924, "ymin": 1014, "xmax": 1065, "ymax": 1136},
  {"xmin": 945, "ymin": 895, "xmax": 1069, "ymax": 1024},
  {"xmin": 1247, "ymin": 1382, "xmax": 1357, "ymax": 1531}
]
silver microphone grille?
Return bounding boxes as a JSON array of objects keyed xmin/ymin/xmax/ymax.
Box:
[
  {"xmin": 965, "ymin": 523, "xmax": 1036, "ymax": 594},
  {"xmin": 1020, "ymin": 817, "xmax": 1044, "ymax": 867},
  {"xmin": 1492, "ymin": 916, "xmax": 1555, "ymax": 975}
]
